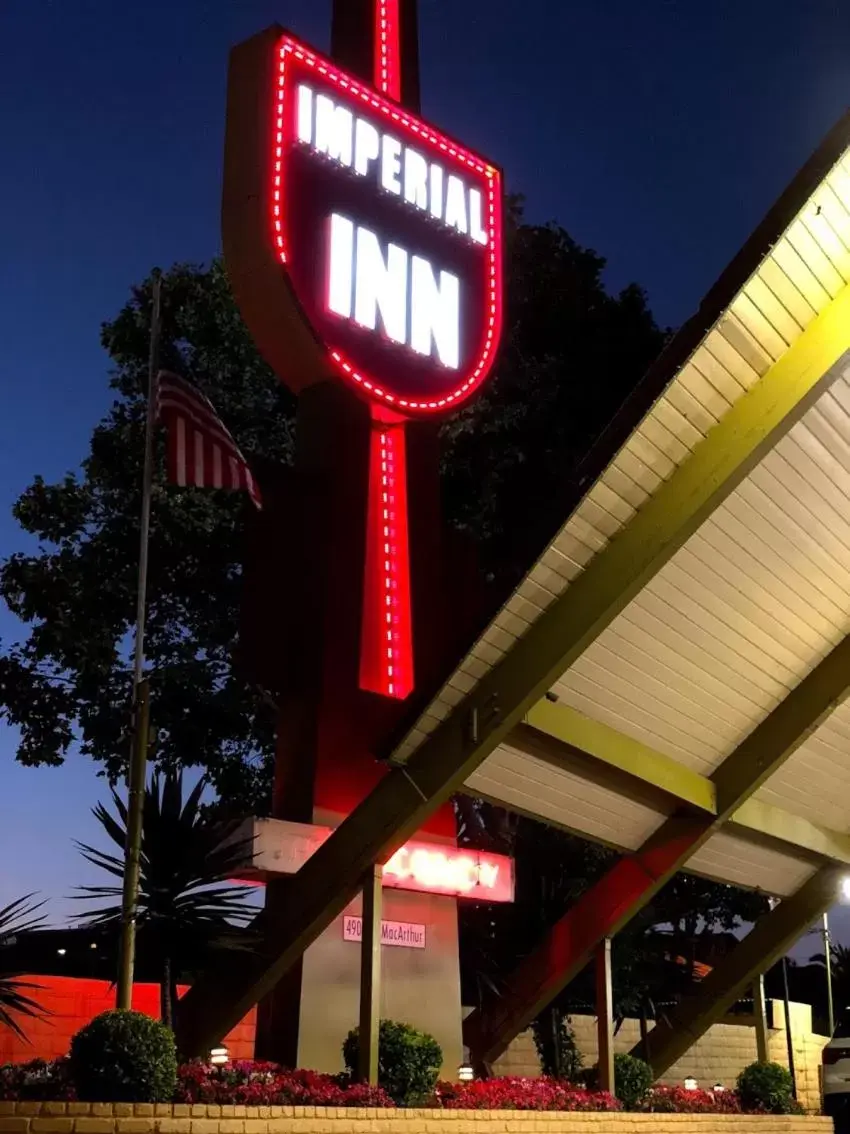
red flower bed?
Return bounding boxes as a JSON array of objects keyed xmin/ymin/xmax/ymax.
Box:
[
  {"xmin": 0, "ymin": 1060, "xmax": 75, "ymax": 1101},
  {"xmin": 174, "ymin": 1062, "xmax": 394, "ymax": 1108},
  {"xmin": 432, "ymin": 1076, "xmax": 621, "ymax": 1111},
  {"xmin": 638, "ymin": 1085, "xmax": 742, "ymax": 1114}
]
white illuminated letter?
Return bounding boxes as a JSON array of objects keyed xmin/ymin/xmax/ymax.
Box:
[
  {"xmin": 296, "ymin": 85, "xmax": 313, "ymax": 145},
  {"xmin": 314, "ymin": 94, "xmax": 353, "ymax": 167},
  {"xmin": 354, "ymin": 117, "xmax": 380, "ymax": 175},
  {"xmin": 403, "ymin": 148, "xmax": 429, "ymax": 210},
  {"xmin": 410, "ymin": 256, "xmax": 459, "ymax": 369},
  {"xmin": 444, "ymin": 175, "xmax": 468, "ymax": 235},
  {"xmin": 429, "ymin": 164, "xmax": 444, "ymax": 220},
  {"xmin": 468, "ymin": 188, "xmax": 488, "ymax": 246},
  {"xmin": 381, "ymin": 134, "xmax": 402, "ymax": 195},
  {"xmin": 327, "ymin": 214, "xmax": 354, "ymax": 318},
  {"xmin": 354, "ymin": 226, "xmax": 408, "ymax": 345}
]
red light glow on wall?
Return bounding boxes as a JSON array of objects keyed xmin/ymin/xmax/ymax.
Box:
[{"xmin": 359, "ymin": 416, "xmax": 413, "ymax": 699}]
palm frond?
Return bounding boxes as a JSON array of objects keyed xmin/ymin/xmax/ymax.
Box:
[
  {"xmin": 0, "ymin": 896, "xmax": 50, "ymax": 1039},
  {"xmin": 75, "ymin": 771, "xmax": 258, "ymax": 977}
]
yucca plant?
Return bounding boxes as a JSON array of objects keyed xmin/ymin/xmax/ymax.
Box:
[
  {"xmin": 0, "ymin": 895, "xmax": 48, "ymax": 1040},
  {"xmin": 74, "ymin": 772, "xmax": 255, "ymax": 1028}
]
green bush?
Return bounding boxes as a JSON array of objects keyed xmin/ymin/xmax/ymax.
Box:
[
  {"xmin": 69, "ymin": 1010, "xmax": 177, "ymax": 1102},
  {"xmin": 736, "ymin": 1061, "xmax": 797, "ymax": 1114},
  {"xmin": 531, "ymin": 1010, "xmax": 583, "ymax": 1080},
  {"xmin": 612, "ymin": 1053, "xmax": 653, "ymax": 1110},
  {"xmin": 342, "ymin": 1019, "xmax": 442, "ymax": 1106}
]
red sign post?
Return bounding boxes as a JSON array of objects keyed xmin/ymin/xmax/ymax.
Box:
[{"xmin": 225, "ymin": 0, "xmax": 504, "ymax": 1067}]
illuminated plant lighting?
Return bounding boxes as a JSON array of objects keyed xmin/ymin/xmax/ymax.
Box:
[
  {"xmin": 210, "ymin": 1047, "xmax": 229, "ymax": 1066},
  {"xmin": 684, "ymin": 1077, "xmax": 698, "ymax": 1091},
  {"xmin": 272, "ymin": 36, "xmax": 503, "ymax": 415},
  {"xmin": 457, "ymin": 1063, "xmax": 475, "ymax": 1082}
]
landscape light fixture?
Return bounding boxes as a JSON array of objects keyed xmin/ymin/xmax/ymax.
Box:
[
  {"xmin": 457, "ymin": 1063, "xmax": 475, "ymax": 1082},
  {"xmin": 684, "ymin": 1077, "xmax": 698, "ymax": 1091},
  {"xmin": 209, "ymin": 1047, "xmax": 229, "ymax": 1066},
  {"xmin": 713, "ymin": 1083, "xmax": 725, "ymax": 1092}
]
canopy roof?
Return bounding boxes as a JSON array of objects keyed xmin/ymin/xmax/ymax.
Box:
[{"xmin": 391, "ymin": 112, "xmax": 850, "ymax": 898}]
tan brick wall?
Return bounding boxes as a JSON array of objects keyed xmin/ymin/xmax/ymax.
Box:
[
  {"xmin": 491, "ymin": 1001, "xmax": 829, "ymax": 1114},
  {"xmin": 0, "ymin": 1103, "xmax": 832, "ymax": 1134}
]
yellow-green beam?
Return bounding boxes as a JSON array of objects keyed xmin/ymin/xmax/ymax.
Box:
[
  {"xmin": 176, "ymin": 282, "xmax": 850, "ymax": 1057},
  {"xmin": 637, "ymin": 866, "xmax": 843, "ymax": 1076},
  {"xmin": 516, "ymin": 700, "xmax": 850, "ymax": 866},
  {"xmin": 523, "ymin": 700, "xmax": 716, "ymax": 813}
]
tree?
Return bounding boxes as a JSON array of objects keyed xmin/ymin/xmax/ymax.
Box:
[
  {"xmin": 74, "ymin": 771, "xmax": 256, "ymax": 1027},
  {"xmin": 0, "ymin": 204, "xmax": 663, "ymax": 811},
  {"xmin": 0, "ymin": 895, "xmax": 48, "ymax": 1040},
  {"xmin": 0, "ymin": 261, "xmax": 293, "ymax": 805}
]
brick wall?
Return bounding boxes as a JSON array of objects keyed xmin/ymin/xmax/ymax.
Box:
[
  {"xmin": 491, "ymin": 1001, "xmax": 829, "ymax": 1114},
  {"xmin": 0, "ymin": 1103, "xmax": 832, "ymax": 1134},
  {"xmin": 0, "ymin": 977, "xmax": 256, "ymax": 1065}
]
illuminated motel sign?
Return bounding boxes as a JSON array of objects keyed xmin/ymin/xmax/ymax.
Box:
[
  {"xmin": 223, "ymin": 28, "xmax": 504, "ymax": 700},
  {"xmin": 231, "ymin": 817, "xmax": 516, "ymax": 903}
]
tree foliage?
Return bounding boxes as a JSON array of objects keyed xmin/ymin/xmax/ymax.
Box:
[{"xmin": 0, "ymin": 207, "xmax": 663, "ymax": 809}]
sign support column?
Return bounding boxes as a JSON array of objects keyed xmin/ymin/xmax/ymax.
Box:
[
  {"xmin": 359, "ymin": 865, "xmax": 383, "ymax": 1084},
  {"xmin": 595, "ymin": 938, "xmax": 614, "ymax": 1094},
  {"xmin": 753, "ymin": 976, "xmax": 769, "ymax": 1063}
]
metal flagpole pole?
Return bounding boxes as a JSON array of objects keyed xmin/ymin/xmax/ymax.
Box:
[
  {"xmin": 116, "ymin": 268, "xmax": 162, "ymax": 1011},
  {"xmin": 824, "ymin": 912, "xmax": 836, "ymax": 1037}
]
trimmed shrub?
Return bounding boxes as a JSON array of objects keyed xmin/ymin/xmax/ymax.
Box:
[
  {"xmin": 343, "ymin": 1019, "xmax": 442, "ymax": 1106},
  {"xmin": 736, "ymin": 1061, "xmax": 798, "ymax": 1114},
  {"xmin": 612, "ymin": 1053, "xmax": 653, "ymax": 1110},
  {"xmin": 69, "ymin": 1010, "xmax": 177, "ymax": 1102}
]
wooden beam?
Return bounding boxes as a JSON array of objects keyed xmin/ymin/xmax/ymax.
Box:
[
  {"xmin": 463, "ymin": 633, "xmax": 850, "ymax": 1067},
  {"xmin": 637, "ymin": 867, "xmax": 842, "ymax": 1076},
  {"xmin": 176, "ymin": 278, "xmax": 850, "ymax": 1059}
]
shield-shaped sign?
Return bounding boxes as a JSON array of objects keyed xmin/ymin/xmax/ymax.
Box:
[{"xmin": 223, "ymin": 28, "xmax": 504, "ymax": 417}]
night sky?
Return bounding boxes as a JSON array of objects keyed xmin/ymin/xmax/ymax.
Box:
[{"xmin": 1, "ymin": 0, "xmax": 849, "ymax": 963}]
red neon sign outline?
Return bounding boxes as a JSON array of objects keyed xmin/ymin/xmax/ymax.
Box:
[
  {"xmin": 272, "ymin": 35, "xmax": 503, "ymax": 416},
  {"xmin": 359, "ymin": 420, "xmax": 413, "ymax": 699},
  {"xmin": 375, "ymin": 0, "xmax": 401, "ymax": 102}
]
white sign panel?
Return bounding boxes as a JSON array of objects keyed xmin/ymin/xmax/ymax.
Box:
[{"xmin": 342, "ymin": 915, "xmax": 426, "ymax": 949}]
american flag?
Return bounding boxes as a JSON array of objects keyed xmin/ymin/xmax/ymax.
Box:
[{"xmin": 155, "ymin": 371, "xmax": 262, "ymax": 510}]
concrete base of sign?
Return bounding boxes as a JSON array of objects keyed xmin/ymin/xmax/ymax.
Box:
[
  {"xmin": 298, "ymin": 884, "xmax": 462, "ymax": 1076},
  {"xmin": 237, "ymin": 813, "xmax": 466, "ymax": 1077}
]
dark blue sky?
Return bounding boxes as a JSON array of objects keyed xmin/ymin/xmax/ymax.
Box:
[{"xmin": 1, "ymin": 0, "xmax": 849, "ymax": 955}]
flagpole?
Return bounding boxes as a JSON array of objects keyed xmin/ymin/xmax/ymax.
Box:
[{"xmin": 116, "ymin": 268, "xmax": 162, "ymax": 1011}]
